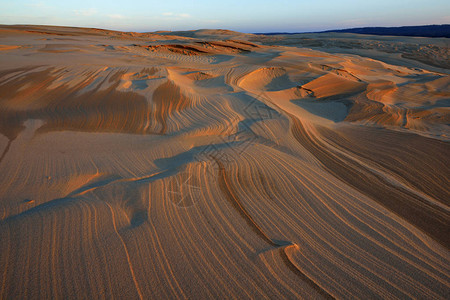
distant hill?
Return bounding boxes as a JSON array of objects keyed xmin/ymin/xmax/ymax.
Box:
[
  {"xmin": 257, "ymin": 25, "xmax": 450, "ymax": 38},
  {"xmin": 324, "ymin": 25, "xmax": 450, "ymax": 38}
]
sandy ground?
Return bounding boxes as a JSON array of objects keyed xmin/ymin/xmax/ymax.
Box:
[{"xmin": 0, "ymin": 25, "xmax": 449, "ymax": 299}]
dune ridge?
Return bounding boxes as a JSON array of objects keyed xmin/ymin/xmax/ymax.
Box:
[{"xmin": 0, "ymin": 25, "xmax": 449, "ymax": 299}]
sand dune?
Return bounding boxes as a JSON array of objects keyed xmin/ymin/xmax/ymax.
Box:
[{"xmin": 0, "ymin": 25, "xmax": 449, "ymax": 299}]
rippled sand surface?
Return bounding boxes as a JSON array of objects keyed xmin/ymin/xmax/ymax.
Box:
[{"xmin": 0, "ymin": 25, "xmax": 449, "ymax": 299}]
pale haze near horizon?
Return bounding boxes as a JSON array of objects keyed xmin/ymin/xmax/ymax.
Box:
[{"xmin": 0, "ymin": 0, "xmax": 449, "ymax": 33}]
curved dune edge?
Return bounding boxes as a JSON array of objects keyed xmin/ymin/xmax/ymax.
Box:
[{"xmin": 0, "ymin": 25, "xmax": 449, "ymax": 299}]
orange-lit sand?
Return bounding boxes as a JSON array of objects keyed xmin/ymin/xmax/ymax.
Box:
[{"xmin": 0, "ymin": 25, "xmax": 449, "ymax": 299}]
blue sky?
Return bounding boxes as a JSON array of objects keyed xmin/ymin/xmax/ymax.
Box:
[{"xmin": 1, "ymin": 0, "xmax": 449, "ymax": 32}]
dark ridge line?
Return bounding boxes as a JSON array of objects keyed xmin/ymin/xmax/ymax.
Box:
[
  {"xmin": 211, "ymin": 155, "xmax": 334, "ymax": 299},
  {"xmin": 196, "ymin": 41, "xmax": 251, "ymax": 53},
  {"xmin": 227, "ymin": 40, "xmax": 260, "ymax": 47},
  {"xmin": 146, "ymin": 44, "xmax": 210, "ymax": 55},
  {"xmin": 211, "ymin": 155, "xmax": 276, "ymax": 246},
  {"xmin": 0, "ymin": 139, "xmax": 12, "ymax": 166},
  {"xmin": 278, "ymin": 248, "xmax": 335, "ymax": 299},
  {"xmin": 297, "ymin": 86, "xmax": 315, "ymax": 97}
]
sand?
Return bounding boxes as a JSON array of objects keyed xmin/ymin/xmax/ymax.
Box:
[{"xmin": 0, "ymin": 25, "xmax": 449, "ymax": 299}]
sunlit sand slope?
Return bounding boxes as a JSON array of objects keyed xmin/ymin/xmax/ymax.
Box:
[{"xmin": 0, "ymin": 25, "xmax": 449, "ymax": 299}]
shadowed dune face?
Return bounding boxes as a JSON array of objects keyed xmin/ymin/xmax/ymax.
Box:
[
  {"xmin": 0, "ymin": 67, "xmax": 147, "ymax": 134},
  {"xmin": 132, "ymin": 40, "xmax": 259, "ymax": 57},
  {"xmin": 0, "ymin": 25, "xmax": 449, "ymax": 299},
  {"xmin": 0, "ymin": 66, "xmax": 196, "ymax": 137},
  {"xmin": 146, "ymin": 44, "xmax": 210, "ymax": 56},
  {"xmin": 151, "ymin": 80, "xmax": 191, "ymax": 134}
]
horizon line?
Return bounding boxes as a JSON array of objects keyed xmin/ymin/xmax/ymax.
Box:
[{"xmin": 1, "ymin": 23, "xmax": 449, "ymax": 35}]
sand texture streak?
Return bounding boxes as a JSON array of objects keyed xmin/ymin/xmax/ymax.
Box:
[{"xmin": 0, "ymin": 25, "xmax": 449, "ymax": 299}]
